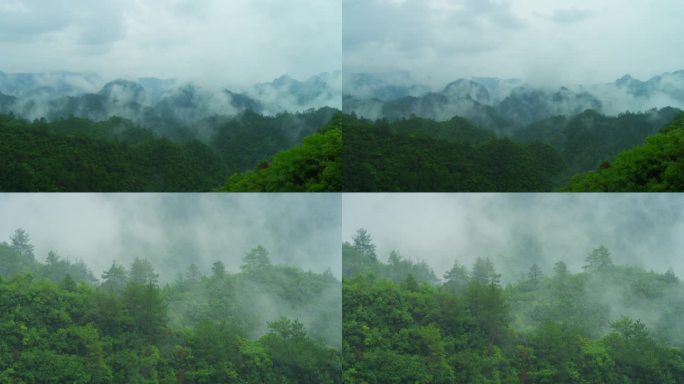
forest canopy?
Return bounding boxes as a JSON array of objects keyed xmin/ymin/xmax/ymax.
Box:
[
  {"xmin": 343, "ymin": 228, "xmax": 684, "ymax": 383},
  {"xmin": 0, "ymin": 108, "xmax": 341, "ymax": 192},
  {"xmin": 0, "ymin": 228, "xmax": 341, "ymax": 383}
]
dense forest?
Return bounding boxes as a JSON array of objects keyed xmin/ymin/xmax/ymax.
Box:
[
  {"xmin": 342, "ymin": 114, "xmax": 568, "ymax": 191},
  {"xmin": 342, "ymin": 108, "xmax": 684, "ymax": 191},
  {"xmin": 564, "ymin": 111, "xmax": 684, "ymax": 191},
  {"xmin": 0, "ymin": 228, "xmax": 341, "ymax": 383},
  {"xmin": 343, "ymin": 229, "xmax": 684, "ymax": 383},
  {"xmin": 0, "ymin": 108, "xmax": 341, "ymax": 191},
  {"xmin": 219, "ymin": 113, "xmax": 342, "ymax": 192}
]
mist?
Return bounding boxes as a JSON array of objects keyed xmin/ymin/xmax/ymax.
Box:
[
  {"xmin": 342, "ymin": 193, "xmax": 684, "ymax": 282},
  {"xmin": 0, "ymin": 193, "xmax": 342, "ymax": 280}
]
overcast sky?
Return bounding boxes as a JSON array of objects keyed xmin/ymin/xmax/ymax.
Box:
[
  {"xmin": 0, "ymin": 0, "xmax": 341, "ymax": 87},
  {"xmin": 343, "ymin": 0, "xmax": 684, "ymax": 87},
  {"xmin": 0, "ymin": 194, "xmax": 341, "ymax": 281},
  {"xmin": 343, "ymin": 194, "xmax": 684, "ymax": 282}
]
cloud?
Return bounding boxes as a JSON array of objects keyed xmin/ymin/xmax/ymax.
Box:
[
  {"xmin": 550, "ymin": 7, "xmax": 592, "ymax": 23},
  {"xmin": 343, "ymin": 194, "xmax": 684, "ymax": 282},
  {"xmin": 0, "ymin": 194, "xmax": 342, "ymax": 281},
  {"xmin": 344, "ymin": 0, "xmax": 684, "ymax": 86},
  {"xmin": 0, "ymin": 0, "xmax": 341, "ymax": 87}
]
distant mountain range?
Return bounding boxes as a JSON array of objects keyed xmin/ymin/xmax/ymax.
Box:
[
  {"xmin": 343, "ymin": 70, "xmax": 684, "ymax": 135},
  {"xmin": 0, "ymin": 70, "xmax": 341, "ymax": 136}
]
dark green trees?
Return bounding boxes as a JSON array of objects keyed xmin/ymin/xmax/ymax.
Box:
[
  {"xmin": 219, "ymin": 113, "xmax": 342, "ymax": 192},
  {"xmin": 565, "ymin": 112, "xmax": 684, "ymax": 191}
]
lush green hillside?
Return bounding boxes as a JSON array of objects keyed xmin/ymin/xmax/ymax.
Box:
[
  {"xmin": 514, "ymin": 108, "xmax": 679, "ymax": 173},
  {"xmin": 0, "ymin": 229, "xmax": 341, "ymax": 383},
  {"xmin": 565, "ymin": 112, "xmax": 684, "ymax": 191},
  {"xmin": 343, "ymin": 114, "xmax": 568, "ymax": 191},
  {"xmin": 343, "ymin": 230, "xmax": 684, "ymax": 384},
  {"xmin": 219, "ymin": 113, "xmax": 342, "ymax": 192},
  {"xmin": 208, "ymin": 107, "xmax": 337, "ymax": 172}
]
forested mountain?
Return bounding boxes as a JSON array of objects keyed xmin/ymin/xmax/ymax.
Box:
[
  {"xmin": 514, "ymin": 107, "xmax": 680, "ymax": 173},
  {"xmin": 343, "ymin": 229, "xmax": 684, "ymax": 383},
  {"xmin": 0, "ymin": 70, "xmax": 342, "ymax": 191},
  {"xmin": 565, "ymin": 111, "xmax": 684, "ymax": 191},
  {"xmin": 220, "ymin": 113, "xmax": 342, "ymax": 192},
  {"xmin": 0, "ymin": 70, "xmax": 341, "ymax": 129},
  {"xmin": 343, "ymin": 114, "xmax": 568, "ymax": 191},
  {"xmin": 344, "ymin": 70, "xmax": 684, "ymax": 134},
  {"xmin": 342, "ymin": 96, "xmax": 684, "ymax": 191},
  {"xmin": 0, "ymin": 109, "xmax": 340, "ymax": 191},
  {"xmin": 0, "ymin": 228, "xmax": 341, "ymax": 383}
]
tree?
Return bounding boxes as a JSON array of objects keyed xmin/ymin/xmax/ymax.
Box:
[
  {"xmin": 352, "ymin": 228, "xmax": 377, "ymax": 260},
  {"xmin": 46, "ymin": 250, "xmax": 60, "ymax": 265},
  {"xmin": 10, "ymin": 228, "xmax": 34, "ymax": 261},
  {"xmin": 443, "ymin": 260, "xmax": 469, "ymax": 294},
  {"xmin": 186, "ymin": 263, "xmax": 202, "ymax": 281},
  {"xmin": 388, "ymin": 250, "xmax": 402, "ymax": 265},
  {"xmin": 211, "ymin": 261, "xmax": 225, "ymax": 279},
  {"xmin": 527, "ymin": 263, "xmax": 543, "ymax": 284},
  {"xmin": 240, "ymin": 245, "xmax": 271, "ymax": 273},
  {"xmin": 553, "ymin": 261, "xmax": 569, "ymax": 278},
  {"xmin": 123, "ymin": 282, "xmax": 167, "ymax": 343},
  {"xmin": 582, "ymin": 245, "xmax": 613, "ymax": 272},
  {"xmin": 101, "ymin": 262, "xmax": 127, "ymax": 292},
  {"xmin": 129, "ymin": 258, "xmax": 158, "ymax": 286},
  {"xmin": 471, "ymin": 257, "xmax": 501, "ymax": 286}
]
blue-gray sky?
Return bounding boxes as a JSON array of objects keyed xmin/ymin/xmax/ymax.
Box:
[
  {"xmin": 0, "ymin": 0, "xmax": 341, "ymax": 87},
  {"xmin": 343, "ymin": 0, "xmax": 684, "ymax": 87}
]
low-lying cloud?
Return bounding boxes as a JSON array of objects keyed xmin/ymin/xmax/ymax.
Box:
[
  {"xmin": 342, "ymin": 194, "xmax": 684, "ymax": 282},
  {"xmin": 0, "ymin": 194, "xmax": 342, "ymax": 281}
]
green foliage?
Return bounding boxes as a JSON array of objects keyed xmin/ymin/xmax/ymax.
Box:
[
  {"xmin": 343, "ymin": 237, "xmax": 438, "ymax": 285},
  {"xmin": 0, "ymin": 114, "xmax": 227, "ymax": 191},
  {"xmin": 219, "ymin": 113, "xmax": 342, "ymax": 191},
  {"xmin": 240, "ymin": 245, "xmax": 272, "ymax": 273},
  {"xmin": 582, "ymin": 245, "xmax": 614, "ymax": 272},
  {"xmin": 565, "ymin": 111, "xmax": 684, "ymax": 191},
  {"xmin": 352, "ymin": 228, "xmax": 377, "ymax": 260},
  {"xmin": 344, "ymin": 237, "xmax": 684, "ymax": 383},
  {"xmin": 515, "ymin": 108, "xmax": 680, "ymax": 173},
  {"xmin": 0, "ymin": 108, "xmax": 339, "ymax": 192},
  {"xmin": 0, "ymin": 229, "xmax": 341, "ymax": 383},
  {"xmin": 209, "ymin": 107, "xmax": 336, "ymax": 172},
  {"xmin": 10, "ymin": 228, "xmax": 34, "ymax": 261},
  {"xmin": 343, "ymin": 114, "xmax": 568, "ymax": 191}
]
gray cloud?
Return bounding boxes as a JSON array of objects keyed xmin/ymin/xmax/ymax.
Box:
[
  {"xmin": 551, "ymin": 7, "xmax": 593, "ymax": 24},
  {"xmin": 344, "ymin": 0, "xmax": 684, "ymax": 86},
  {"xmin": 0, "ymin": 0, "xmax": 341, "ymax": 87},
  {"xmin": 343, "ymin": 194, "xmax": 684, "ymax": 283},
  {"xmin": 0, "ymin": 194, "xmax": 342, "ymax": 281}
]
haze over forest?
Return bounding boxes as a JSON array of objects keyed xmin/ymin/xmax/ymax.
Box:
[
  {"xmin": 0, "ymin": 193, "xmax": 342, "ymax": 279},
  {"xmin": 342, "ymin": 194, "xmax": 684, "ymax": 280}
]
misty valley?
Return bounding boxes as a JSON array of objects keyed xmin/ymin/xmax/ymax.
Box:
[
  {"xmin": 343, "ymin": 229, "xmax": 684, "ymax": 383},
  {"xmin": 0, "ymin": 71, "xmax": 342, "ymax": 192},
  {"xmin": 0, "ymin": 228, "xmax": 341, "ymax": 383},
  {"xmin": 343, "ymin": 71, "xmax": 684, "ymax": 191}
]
